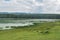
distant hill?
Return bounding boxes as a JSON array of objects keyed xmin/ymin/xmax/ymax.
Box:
[{"xmin": 0, "ymin": 12, "xmax": 60, "ymax": 19}]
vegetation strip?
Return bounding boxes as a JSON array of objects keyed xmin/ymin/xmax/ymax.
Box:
[{"xmin": 0, "ymin": 21, "xmax": 60, "ymax": 40}]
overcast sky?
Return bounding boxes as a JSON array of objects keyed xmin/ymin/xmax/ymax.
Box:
[{"xmin": 0, "ymin": 0, "xmax": 60, "ymax": 14}]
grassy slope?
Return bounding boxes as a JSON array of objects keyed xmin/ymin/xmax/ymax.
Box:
[{"xmin": 0, "ymin": 22, "xmax": 60, "ymax": 40}]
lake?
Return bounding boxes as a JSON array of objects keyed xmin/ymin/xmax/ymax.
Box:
[
  {"xmin": 0, "ymin": 18, "xmax": 58, "ymax": 23},
  {"xmin": 0, "ymin": 18, "xmax": 59, "ymax": 30}
]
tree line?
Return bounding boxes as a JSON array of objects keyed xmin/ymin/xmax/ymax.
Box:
[{"xmin": 0, "ymin": 13, "xmax": 60, "ymax": 19}]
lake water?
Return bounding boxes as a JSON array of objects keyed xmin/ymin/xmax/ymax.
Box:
[
  {"xmin": 0, "ymin": 18, "xmax": 58, "ymax": 23},
  {"xmin": 0, "ymin": 18, "xmax": 59, "ymax": 30},
  {"xmin": 0, "ymin": 23, "xmax": 34, "ymax": 30}
]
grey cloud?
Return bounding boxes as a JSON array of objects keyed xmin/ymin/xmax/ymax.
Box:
[
  {"xmin": 43, "ymin": 0, "xmax": 60, "ymax": 13},
  {"xmin": 0, "ymin": 0, "xmax": 33, "ymax": 12}
]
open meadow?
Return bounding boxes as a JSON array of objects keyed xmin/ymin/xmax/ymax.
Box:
[{"xmin": 0, "ymin": 21, "xmax": 60, "ymax": 40}]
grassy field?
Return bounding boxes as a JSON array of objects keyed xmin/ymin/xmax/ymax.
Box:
[{"xmin": 0, "ymin": 21, "xmax": 60, "ymax": 40}]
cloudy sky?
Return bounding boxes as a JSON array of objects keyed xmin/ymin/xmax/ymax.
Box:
[{"xmin": 0, "ymin": 0, "xmax": 60, "ymax": 13}]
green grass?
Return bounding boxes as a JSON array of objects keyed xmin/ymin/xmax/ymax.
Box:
[{"xmin": 0, "ymin": 21, "xmax": 60, "ymax": 40}]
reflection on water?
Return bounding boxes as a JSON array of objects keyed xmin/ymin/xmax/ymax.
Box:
[
  {"xmin": 0, "ymin": 22, "xmax": 34, "ymax": 30},
  {"xmin": 0, "ymin": 19, "xmax": 59, "ymax": 30},
  {"xmin": 0, "ymin": 19, "xmax": 58, "ymax": 23}
]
